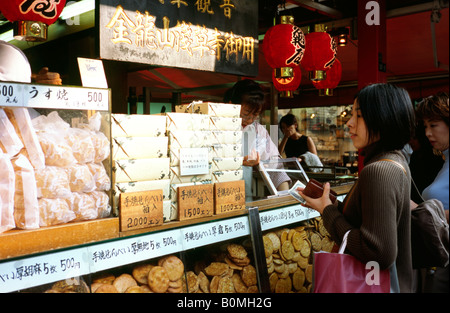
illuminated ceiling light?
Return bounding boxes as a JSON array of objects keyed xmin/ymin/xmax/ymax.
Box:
[
  {"xmin": 59, "ymin": 0, "xmax": 96, "ymax": 20},
  {"xmin": 328, "ymin": 27, "xmax": 350, "ymax": 47},
  {"xmin": 338, "ymin": 33, "xmax": 348, "ymax": 46}
]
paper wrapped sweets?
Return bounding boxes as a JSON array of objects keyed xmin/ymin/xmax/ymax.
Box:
[{"xmin": 111, "ymin": 114, "xmax": 167, "ymax": 137}]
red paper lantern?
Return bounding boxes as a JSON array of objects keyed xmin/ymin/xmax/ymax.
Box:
[
  {"xmin": 272, "ymin": 65, "xmax": 302, "ymax": 98},
  {"xmin": 263, "ymin": 16, "xmax": 305, "ymax": 97},
  {"xmin": 301, "ymin": 28, "xmax": 337, "ymax": 82},
  {"xmin": 0, "ymin": 0, "xmax": 67, "ymax": 41},
  {"xmin": 312, "ymin": 59, "xmax": 342, "ymax": 96}
]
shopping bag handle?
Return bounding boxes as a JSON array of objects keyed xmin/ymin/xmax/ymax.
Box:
[{"xmin": 338, "ymin": 230, "xmax": 351, "ymax": 254}]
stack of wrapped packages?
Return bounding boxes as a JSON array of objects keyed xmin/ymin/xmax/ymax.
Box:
[
  {"xmin": 0, "ymin": 108, "xmax": 111, "ymax": 234},
  {"xmin": 111, "ymin": 114, "xmax": 171, "ymax": 220},
  {"xmin": 168, "ymin": 102, "xmax": 244, "ymax": 221}
]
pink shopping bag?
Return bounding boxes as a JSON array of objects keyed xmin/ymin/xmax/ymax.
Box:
[{"xmin": 313, "ymin": 231, "xmax": 391, "ymax": 293}]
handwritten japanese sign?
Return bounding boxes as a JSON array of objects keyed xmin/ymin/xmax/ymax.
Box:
[
  {"xmin": 119, "ymin": 190, "xmax": 164, "ymax": 231},
  {"xmin": 214, "ymin": 180, "xmax": 245, "ymax": 215},
  {"xmin": 99, "ymin": 0, "xmax": 258, "ymax": 76},
  {"xmin": 179, "ymin": 147, "xmax": 209, "ymax": 176},
  {"xmin": 177, "ymin": 184, "xmax": 214, "ymax": 220}
]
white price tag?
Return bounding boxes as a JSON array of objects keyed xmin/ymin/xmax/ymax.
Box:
[
  {"xmin": 87, "ymin": 229, "xmax": 183, "ymax": 273},
  {"xmin": 181, "ymin": 216, "xmax": 249, "ymax": 250},
  {"xmin": 25, "ymin": 84, "xmax": 109, "ymax": 111},
  {"xmin": 0, "ymin": 248, "xmax": 88, "ymax": 293},
  {"xmin": 259, "ymin": 205, "xmax": 319, "ymax": 231},
  {"xmin": 0, "ymin": 82, "xmax": 23, "ymax": 107}
]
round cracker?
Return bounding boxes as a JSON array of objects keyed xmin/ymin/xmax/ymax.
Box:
[
  {"xmin": 263, "ymin": 235, "xmax": 274, "ymax": 257},
  {"xmin": 197, "ymin": 271, "xmax": 210, "ymax": 293},
  {"xmin": 210, "ymin": 276, "xmax": 220, "ymax": 293},
  {"xmin": 269, "ymin": 272, "xmax": 279, "ymax": 292},
  {"xmin": 132, "ymin": 263, "xmax": 154, "ymax": 285},
  {"xmin": 148, "ymin": 266, "xmax": 170, "ymax": 293},
  {"xmin": 311, "ymin": 232, "xmax": 322, "ymax": 251},
  {"xmin": 94, "ymin": 284, "xmax": 119, "ymax": 293},
  {"xmin": 240, "ymin": 264, "xmax": 257, "ymax": 287},
  {"xmin": 231, "ymin": 273, "xmax": 248, "ymax": 293},
  {"xmin": 217, "ymin": 276, "xmax": 235, "ymax": 293},
  {"xmin": 161, "ymin": 255, "xmax": 184, "ymax": 281},
  {"xmin": 204, "ymin": 262, "xmax": 229, "ymax": 276},
  {"xmin": 113, "ymin": 274, "xmax": 137, "ymax": 293},
  {"xmin": 292, "ymin": 269, "xmax": 305, "ymax": 291},
  {"xmin": 185, "ymin": 271, "xmax": 199, "ymax": 293},
  {"xmin": 266, "ymin": 232, "xmax": 281, "ymax": 252},
  {"xmin": 227, "ymin": 243, "xmax": 247, "ymax": 260},
  {"xmin": 281, "ymin": 240, "xmax": 295, "ymax": 260}
]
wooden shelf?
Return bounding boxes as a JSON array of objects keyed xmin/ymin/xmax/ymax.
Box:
[
  {"xmin": 0, "ymin": 218, "xmax": 119, "ymax": 260},
  {"xmin": 0, "ymin": 183, "xmax": 354, "ymax": 262}
]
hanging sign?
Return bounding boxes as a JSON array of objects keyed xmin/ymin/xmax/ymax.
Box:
[{"xmin": 98, "ymin": 0, "xmax": 258, "ymax": 76}]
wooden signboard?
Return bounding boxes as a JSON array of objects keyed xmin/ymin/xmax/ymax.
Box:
[
  {"xmin": 177, "ymin": 184, "xmax": 214, "ymax": 221},
  {"xmin": 99, "ymin": 0, "xmax": 258, "ymax": 76},
  {"xmin": 119, "ymin": 190, "xmax": 163, "ymax": 231},
  {"xmin": 214, "ymin": 180, "xmax": 245, "ymax": 215}
]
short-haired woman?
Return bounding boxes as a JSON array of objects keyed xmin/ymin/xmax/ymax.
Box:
[
  {"xmin": 278, "ymin": 113, "xmax": 318, "ymax": 158},
  {"xmin": 298, "ymin": 83, "xmax": 416, "ymax": 293},
  {"xmin": 414, "ymin": 92, "xmax": 449, "ymax": 293}
]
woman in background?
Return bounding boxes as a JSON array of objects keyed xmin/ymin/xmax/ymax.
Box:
[
  {"xmin": 278, "ymin": 113, "xmax": 321, "ymax": 171},
  {"xmin": 278, "ymin": 113, "xmax": 318, "ymax": 158},
  {"xmin": 414, "ymin": 92, "xmax": 449, "ymax": 293}
]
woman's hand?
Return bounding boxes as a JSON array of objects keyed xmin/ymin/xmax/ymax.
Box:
[
  {"xmin": 296, "ymin": 182, "xmax": 333, "ymax": 214},
  {"xmin": 243, "ymin": 150, "xmax": 260, "ymax": 167}
]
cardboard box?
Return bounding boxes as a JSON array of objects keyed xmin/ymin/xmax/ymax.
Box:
[
  {"xmin": 209, "ymin": 116, "xmax": 242, "ymax": 131},
  {"xmin": 170, "ymin": 166, "xmax": 212, "ymax": 184},
  {"xmin": 192, "ymin": 102, "xmax": 241, "ymax": 117},
  {"xmin": 166, "ymin": 113, "xmax": 210, "ymax": 131},
  {"xmin": 112, "ymin": 136, "xmax": 168, "ymax": 160},
  {"xmin": 114, "ymin": 158, "xmax": 170, "ymax": 183},
  {"xmin": 211, "ymin": 157, "xmax": 243, "ymax": 172},
  {"xmin": 111, "ymin": 114, "xmax": 167, "ymax": 137},
  {"xmin": 212, "ymin": 170, "xmax": 244, "ymax": 183}
]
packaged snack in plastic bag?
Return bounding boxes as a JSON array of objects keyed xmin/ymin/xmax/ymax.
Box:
[
  {"xmin": 12, "ymin": 154, "xmax": 39, "ymax": 229},
  {"xmin": 0, "ymin": 152, "xmax": 16, "ymax": 233},
  {"xmin": 65, "ymin": 128, "xmax": 95, "ymax": 164},
  {"xmin": 66, "ymin": 192, "xmax": 97, "ymax": 221},
  {"xmin": 37, "ymin": 131, "xmax": 77, "ymax": 167},
  {"xmin": 0, "ymin": 108, "xmax": 23, "ymax": 158},
  {"xmin": 65, "ymin": 164, "xmax": 96, "ymax": 193},
  {"xmin": 87, "ymin": 162, "xmax": 111, "ymax": 191},
  {"xmin": 3, "ymin": 108, "xmax": 45, "ymax": 170},
  {"xmin": 38, "ymin": 198, "xmax": 76, "ymax": 227},
  {"xmin": 88, "ymin": 191, "xmax": 111, "ymax": 218},
  {"xmin": 35, "ymin": 166, "xmax": 71, "ymax": 199},
  {"xmin": 91, "ymin": 131, "xmax": 110, "ymax": 163}
]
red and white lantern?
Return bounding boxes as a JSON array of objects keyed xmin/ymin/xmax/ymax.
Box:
[
  {"xmin": 272, "ymin": 65, "xmax": 302, "ymax": 97},
  {"xmin": 301, "ymin": 25, "xmax": 337, "ymax": 82},
  {"xmin": 263, "ymin": 16, "xmax": 305, "ymax": 97},
  {"xmin": 0, "ymin": 0, "xmax": 67, "ymax": 41},
  {"xmin": 312, "ymin": 59, "xmax": 342, "ymax": 96}
]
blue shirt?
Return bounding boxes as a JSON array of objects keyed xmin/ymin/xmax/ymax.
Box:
[{"xmin": 422, "ymin": 149, "xmax": 449, "ymax": 210}]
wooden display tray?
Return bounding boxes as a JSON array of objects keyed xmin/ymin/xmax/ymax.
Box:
[
  {"xmin": 0, "ymin": 182, "xmax": 354, "ymax": 261},
  {"xmin": 0, "ymin": 218, "xmax": 119, "ymax": 260}
]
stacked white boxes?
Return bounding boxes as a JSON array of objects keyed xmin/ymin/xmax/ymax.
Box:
[
  {"xmin": 166, "ymin": 112, "xmax": 212, "ymax": 221},
  {"xmin": 193, "ymin": 103, "xmax": 244, "ymax": 184},
  {"xmin": 111, "ymin": 114, "xmax": 171, "ymax": 220},
  {"xmin": 168, "ymin": 103, "xmax": 244, "ymax": 220}
]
